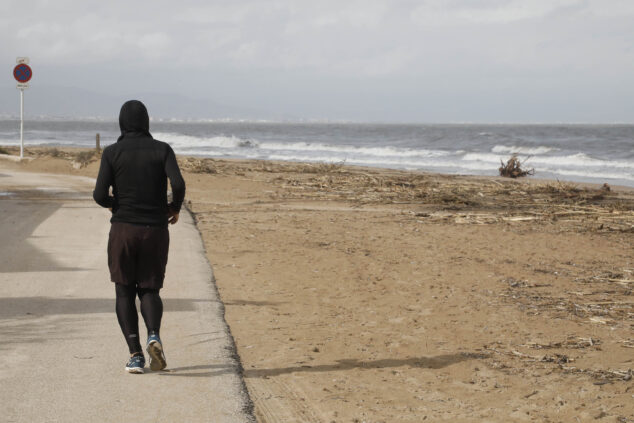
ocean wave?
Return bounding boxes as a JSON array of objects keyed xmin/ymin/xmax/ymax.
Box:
[
  {"xmin": 259, "ymin": 141, "xmax": 450, "ymax": 159},
  {"xmin": 0, "ymin": 139, "xmax": 84, "ymax": 147},
  {"xmin": 154, "ymin": 132, "xmax": 259, "ymax": 149},
  {"xmin": 175, "ymin": 148, "xmax": 259, "ymax": 158},
  {"xmin": 536, "ymin": 154, "xmax": 634, "ymax": 169},
  {"xmin": 463, "ymin": 152, "xmax": 634, "ymax": 169},
  {"xmin": 265, "ymin": 153, "xmax": 496, "ymax": 172},
  {"xmin": 492, "ymin": 145, "xmax": 558, "ymax": 155},
  {"xmin": 155, "ymin": 132, "xmax": 453, "ymax": 160},
  {"xmin": 538, "ymin": 168, "xmax": 634, "ymax": 182}
]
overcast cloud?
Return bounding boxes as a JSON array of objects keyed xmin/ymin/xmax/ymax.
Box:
[{"xmin": 1, "ymin": 0, "xmax": 633, "ymax": 122}]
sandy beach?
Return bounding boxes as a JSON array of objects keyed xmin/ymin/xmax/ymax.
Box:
[{"xmin": 2, "ymin": 146, "xmax": 633, "ymax": 422}]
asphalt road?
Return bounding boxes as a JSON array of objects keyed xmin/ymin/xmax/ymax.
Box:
[{"xmin": 0, "ymin": 166, "xmax": 254, "ymax": 423}]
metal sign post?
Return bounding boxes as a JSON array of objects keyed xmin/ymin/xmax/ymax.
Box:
[
  {"xmin": 13, "ymin": 57, "xmax": 32, "ymax": 159},
  {"xmin": 20, "ymin": 89, "xmax": 24, "ymax": 158}
]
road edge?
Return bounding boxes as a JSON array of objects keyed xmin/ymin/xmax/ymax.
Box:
[{"xmin": 185, "ymin": 203, "xmax": 257, "ymax": 422}]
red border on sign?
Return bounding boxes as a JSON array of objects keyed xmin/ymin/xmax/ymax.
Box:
[{"xmin": 13, "ymin": 64, "xmax": 32, "ymax": 83}]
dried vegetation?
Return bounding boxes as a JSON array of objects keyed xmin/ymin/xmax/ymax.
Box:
[
  {"xmin": 2, "ymin": 146, "xmax": 102, "ymax": 168},
  {"xmin": 483, "ymin": 262, "xmax": 634, "ymax": 387},
  {"xmin": 501, "ymin": 269, "xmax": 633, "ymax": 323},
  {"xmin": 73, "ymin": 150, "xmax": 98, "ymax": 167},
  {"xmin": 6, "ymin": 151, "xmax": 631, "ymax": 233},
  {"xmin": 178, "ymin": 157, "xmax": 634, "ymax": 233}
]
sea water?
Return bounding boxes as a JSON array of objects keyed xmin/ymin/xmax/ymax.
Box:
[{"xmin": 0, "ymin": 120, "xmax": 632, "ymax": 187}]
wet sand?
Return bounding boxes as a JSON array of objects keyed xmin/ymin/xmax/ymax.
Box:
[{"xmin": 2, "ymin": 147, "xmax": 633, "ymax": 422}]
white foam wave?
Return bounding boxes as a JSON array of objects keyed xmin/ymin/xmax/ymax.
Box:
[
  {"xmin": 492, "ymin": 145, "xmax": 558, "ymax": 155},
  {"xmin": 259, "ymin": 141, "xmax": 449, "ymax": 159},
  {"xmin": 463, "ymin": 152, "xmax": 634, "ymax": 169},
  {"xmin": 265, "ymin": 154, "xmax": 496, "ymax": 172},
  {"xmin": 172, "ymin": 148, "xmax": 234, "ymax": 156},
  {"xmin": 538, "ymin": 168, "xmax": 634, "ymax": 182},
  {"xmin": 462, "ymin": 153, "xmax": 505, "ymax": 163},
  {"xmin": 155, "ymin": 132, "xmax": 452, "ymax": 160},
  {"xmin": 537, "ymin": 154, "xmax": 634, "ymax": 169},
  {"xmin": 0, "ymin": 139, "xmax": 87, "ymax": 147},
  {"xmin": 154, "ymin": 132, "xmax": 259, "ymax": 149}
]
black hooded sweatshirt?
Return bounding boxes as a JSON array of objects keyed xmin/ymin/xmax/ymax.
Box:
[{"xmin": 93, "ymin": 100, "xmax": 186, "ymax": 227}]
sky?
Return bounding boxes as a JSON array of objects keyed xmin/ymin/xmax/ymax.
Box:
[{"xmin": 1, "ymin": 0, "xmax": 634, "ymax": 122}]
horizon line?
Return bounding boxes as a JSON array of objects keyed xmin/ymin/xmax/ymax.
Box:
[{"xmin": 0, "ymin": 114, "xmax": 633, "ymax": 126}]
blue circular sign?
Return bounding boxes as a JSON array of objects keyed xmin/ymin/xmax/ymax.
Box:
[{"xmin": 13, "ymin": 64, "xmax": 32, "ymax": 83}]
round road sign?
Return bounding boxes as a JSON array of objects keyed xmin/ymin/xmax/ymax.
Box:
[{"xmin": 13, "ymin": 64, "xmax": 32, "ymax": 83}]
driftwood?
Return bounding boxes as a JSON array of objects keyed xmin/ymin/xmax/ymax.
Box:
[{"xmin": 499, "ymin": 155, "xmax": 535, "ymax": 178}]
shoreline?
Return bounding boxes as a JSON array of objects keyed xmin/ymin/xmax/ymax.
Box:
[
  {"xmin": 2, "ymin": 146, "xmax": 633, "ymax": 421},
  {"xmin": 1, "ymin": 145, "xmax": 633, "ymax": 193}
]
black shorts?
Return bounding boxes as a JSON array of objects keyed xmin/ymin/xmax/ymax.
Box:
[{"xmin": 107, "ymin": 222, "xmax": 169, "ymax": 290}]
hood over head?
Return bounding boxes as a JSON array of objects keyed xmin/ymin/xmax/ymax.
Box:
[{"xmin": 118, "ymin": 100, "xmax": 151, "ymax": 140}]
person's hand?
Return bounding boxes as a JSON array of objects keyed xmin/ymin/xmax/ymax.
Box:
[{"xmin": 167, "ymin": 205, "xmax": 179, "ymax": 225}]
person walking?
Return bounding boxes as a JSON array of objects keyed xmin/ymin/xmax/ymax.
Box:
[{"xmin": 93, "ymin": 100, "xmax": 186, "ymax": 374}]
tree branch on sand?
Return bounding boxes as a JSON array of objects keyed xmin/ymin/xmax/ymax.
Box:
[{"xmin": 499, "ymin": 155, "xmax": 535, "ymax": 178}]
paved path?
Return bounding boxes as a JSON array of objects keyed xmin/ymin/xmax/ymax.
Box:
[{"xmin": 0, "ymin": 167, "xmax": 254, "ymax": 423}]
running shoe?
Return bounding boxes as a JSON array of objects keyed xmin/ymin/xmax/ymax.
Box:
[
  {"xmin": 146, "ymin": 333, "xmax": 167, "ymax": 371},
  {"xmin": 125, "ymin": 354, "xmax": 145, "ymax": 374}
]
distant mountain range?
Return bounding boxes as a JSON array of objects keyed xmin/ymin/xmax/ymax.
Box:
[{"xmin": 0, "ymin": 85, "xmax": 291, "ymax": 121}]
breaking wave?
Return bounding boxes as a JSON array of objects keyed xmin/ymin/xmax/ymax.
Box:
[
  {"xmin": 154, "ymin": 133, "xmax": 259, "ymax": 149},
  {"xmin": 464, "ymin": 152, "xmax": 634, "ymax": 169},
  {"xmin": 492, "ymin": 145, "xmax": 558, "ymax": 155}
]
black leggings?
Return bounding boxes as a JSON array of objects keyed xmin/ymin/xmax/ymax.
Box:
[{"xmin": 115, "ymin": 284, "xmax": 163, "ymax": 354}]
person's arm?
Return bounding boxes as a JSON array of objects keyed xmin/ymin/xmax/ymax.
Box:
[
  {"xmin": 165, "ymin": 145, "xmax": 185, "ymax": 224},
  {"xmin": 93, "ymin": 150, "xmax": 114, "ymax": 209}
]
